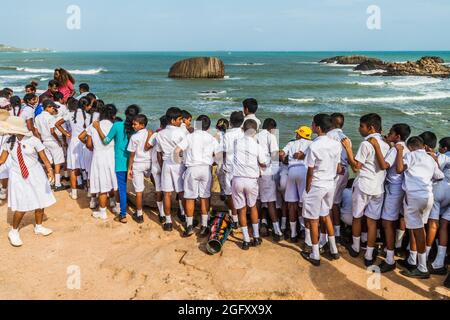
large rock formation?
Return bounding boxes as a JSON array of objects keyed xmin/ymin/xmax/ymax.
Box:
[
  {"xmin": 168, "ymin": 57, "xmax": 225, "ymax": 79},
  {"xmin": 319, "ymin": 55, "xmax": 383, "ymax": 65}
]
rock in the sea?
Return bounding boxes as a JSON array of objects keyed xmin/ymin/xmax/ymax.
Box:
[
  {"xmin": 168, "ymin": 57, "xmax": 225, "ymax": 79},
  {"xmin": 420, "ymin": 56, "xmax": 445, "ymax": 64},
  {"xmin": 354, "ymin": 60, "xmax": 387, "ymax": 71},
  {"xmin": 319, "ymin": 55, "xmax": 383, "ymax": 65},
  {"xmin": 374, "ymin": 57, "xmax": 449, "ymax": 77}
]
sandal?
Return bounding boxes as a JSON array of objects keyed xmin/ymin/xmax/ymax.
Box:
[{"xmin": 114, "ymin": 216, "xmax": 127, "ymax": 224}]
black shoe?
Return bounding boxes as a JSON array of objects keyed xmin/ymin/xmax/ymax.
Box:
[
  {"xmin": 397, "ymin": 259, "xmax": 416, "ymax": 271},
  {"xmin": 260, "ymin": 224, "xmax": 269, "ymax": 237},
  {"xmin": 299, "ymin": 229, "xmax": 306, "ymax": 240},
  {"xmin": 183, "ymin": 225, "xmax": 194, "ymax": 237},
  {"xmin": 444, "ymin": 274, "xmax": 450, "ymax": 289},
  {"xmin": 346, "ymin": 244, "xmax": 360, "ymax": 258},
  {"xmin": 159, "ymin": 215, "xmax": 166, "ymax": 224},
  {"xmin": 379, "ymin": 261, "xmax": 396, "ymax": 273},
  {"xmin": 199, "ymin": 226, "xmax": 210, "ymax": 238},
  {"xmin": 290, "ymin": 236, "xmax": 299, "ymax": 243},
  {"xmin": 193, "ymin": 219, "xmax": 200, "ymax": 228},
  {"xmin": 272, "ymin": 232, "xmax": 282, "ymax": 242},
  {"xmin": 335, "ymin": 236, "xmax": 343, "ymax": 245},
  {"xmin": 132, "ymin": 214, "xmax": 144, "ymax": 224},
  {"xmin": 177, "ymin": 211, "xmax": 186, "ymax": 223},
  {"xmin": 320, "ymin": 243, "xmax": 330, "ymax": 255},
  {"xmin": 394, "ymin": 247, "xmax": 407, "ymax": 258},
  {"xmin": 163, "ymin": 223, "xmax": 173, "ymax": 232},
  {"xmin": 242, "ymin": 241, "xmax": 251, "ymax": 250},
  {"xmin": 325, "ymin": 251, "xmax": 340, "ymax": 261},
  {"xmin": 300, "ymin": 251, "xmax": 320, "ymax": 267},
  {"xmin": 400, "ymin": 267, "xmax": 430, "ymax": 279},
  {"xmin": 302, "ymin": 243, "xmax": 312, "ymax": 254},
  {"xmin": 76, "ymin": 184, "xmax": 85, "ymax": 190},
  {"xmin": 428, "ymin": 264, "xmax": 448, "ymax": 276},
  {"xmin": 252, "ymin": 237, "xmax": 262, "ymax": 247},
  {"xmin": 53, "ymin": 185, "xmax": 67, "ymax": 192}
]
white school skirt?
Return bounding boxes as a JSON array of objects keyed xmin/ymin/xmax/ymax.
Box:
[
  {"xmin": 8, "ymin": 163, "xmax": 56, "ymax": 212},
  {"xmin": 89, "ymin": 151, "xmax": 117, "ymax": 194},
  {"xmin": 0, "ymin": 159, "xmax": 10, "ymax": 179},
  {"xmin": 67, "ymin": 138, "xmax": 83, "ymax": 170},
  {"xmin": 81, "ymin": 146, "xmax": 93, "ymax": 176}
]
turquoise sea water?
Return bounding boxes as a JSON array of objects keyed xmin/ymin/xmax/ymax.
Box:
[{"xmin": 1, "ymin": 51, "xmax": 449, "ymax": 146}]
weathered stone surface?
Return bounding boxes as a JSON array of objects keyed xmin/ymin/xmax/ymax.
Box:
[
  {"xmin": 320, "ymin": 55, "xmax": 383, "ymax": 65},
  {"xmin": 168, "ymin": 57, "xmax": 225, "ymax": 79}
]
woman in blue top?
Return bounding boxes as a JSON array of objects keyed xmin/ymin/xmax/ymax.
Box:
[{"xmin": 92, "ymin": 104, "xmax": 140, "ymax": 223}]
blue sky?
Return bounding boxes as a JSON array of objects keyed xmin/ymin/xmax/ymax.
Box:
[{"xmin": 1, "ymin": 0, "xmax": 449, "ymax": 51}]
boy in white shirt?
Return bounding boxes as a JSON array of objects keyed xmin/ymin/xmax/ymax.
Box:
[
  {"xmin": 395, "ymin": 136, "xmax": 444, "ymax": 279},
  {"xmin": 256, "ymin": 118, "xmax": 283, "ymax": 241},
  {"xmin": 34, "ymin": 100, "xmax": 66, "ymax": 191},
  {"xmin": 156, "ymin": 107, "xmax": 188, "ymax": 231},
  {"xmin": 176, "ymin": 115, "xmax": 220, "ymax": 238},
  {"xmin": 242, "ymin": 98, "xmax": 261, "ymax": 130},
  {"xmin": 341, "ymin": 113, "xmax": 390, "ymax": 267},
  {"xmin": 181, "ymin": 110, "xmax": 193, "ymax": 135},
  {"xmin": 127, "ymin": 114, "xmax": 152, "ymax": 224},
  {"xmin": 232, "ymin": 119, "xmax": 267, "ymax": 250},
  {"xmin": 221, "ymin": 111, "xmax": 245, "ymax": 227},
  {"xmin": 366, "ymin": 123, "xmax": 411, "ymax": 273},
  {"xmin": 327, "ymin": 113, "xmax": 351, "ymax": 241},
  {"xmin": 301, "ymin": 114, "xmax": 342, "ymax": 266},
  {"xmin": 280, "ymin": 126, "xmax": 313, "ymax": 243}
]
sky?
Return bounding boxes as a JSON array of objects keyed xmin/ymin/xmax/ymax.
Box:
[{"xmin": 1, "ymin": 0, "xmax": 449, "ymax": 51}]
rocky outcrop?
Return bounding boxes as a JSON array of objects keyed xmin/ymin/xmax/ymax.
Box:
[
  {"xmin": 168, "ymin": 57, "xmax": 225, "ymax": 79},
  {"xmin": 354, "ymin": 60, "xmax": 387, "ymax": 71},
  {"xmin": 320, "ymin": 55, "xmax": 383, "ymax": 65}
]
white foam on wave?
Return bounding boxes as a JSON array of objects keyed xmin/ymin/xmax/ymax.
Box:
[
  {"xmin": 223, "ymin": 76, "xmax": 243, "ymax": 80},
  {"xmin": 323, "ymin": 62, "xmax": 359, "ymax": 67},
  {"xmin": 342, "ymin": 92, "xmax": 450, "ymax": 103},
  {"xmin": 197, "ymin": 90, "xmax": 227, "ymax": 96},
  {"xmin": 442, "ymin": 62, "xmax": 450, "ymax": 65},
  {"xmin": 16, "ymin": 67, "xmax": 106, "ymax": 75},
  {"xmin": 402, "ymin": 110, "xmax": 443, "ymax": 116},
  {"xmin": 0, "ymin": 74, "xmax": 41, "ymax": 80},
  {"xmin": 348, "ymin": 77, "xmax": 442, "ymax": 87},
  {"xmin": 287, "ymin": 98, "xmax": 316, "ymax": 103},
  {"xmin": 297, "ymin": 62, "xmax": 319, "ymax": 65},
  {"xmin": 355, "ymin": 69, "xmax": 387, "ymax": 75},
  {"xmin": 229, "ymin": 63, "xmax": 265, "ymax": 66}
]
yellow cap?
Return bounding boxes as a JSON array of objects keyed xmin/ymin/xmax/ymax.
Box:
[{"xmin": 295, "ymin": 126, "xmax": 313, "ymax": 140}]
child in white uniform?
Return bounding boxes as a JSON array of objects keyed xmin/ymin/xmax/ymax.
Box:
[
  {"xmin": 0, "ymin": 116, "xmax": 55, "ymax": 247},
  {"xmin": 301, "ymin": 114, "xmax": 342, "ymax": 266},
  {"xmin": 367, "ymin": 124, "xmax": 411, "ymax": 273},
  {"xmin": 156, "ymin": 107, "xmax": 188, "ymax": 231},
  {"xmin": 34, "ymin": 100, "xmax": 66, "ymax": 191},
  {"xmin": 342, "ymin": 113, "xmax": 390, "ymax": 266},
  {"xmin": 232, "ymin": 119, "xmax": 267, "ymax": 250},
  {"xmin": 0, "ymin": 110, "xmax": 10, "ymax": 200},
  {"xmin": 127, "ymin": 114, "xmax": 152, "ymax": 223},
  {"xmin": 176, "ymin": 115, "xmax": 220, "ymax": 238},
  {"xmin": 86, "ymin": 104, "xmax": 118, "ymax": 220},
  {"xmin": 256, "ymin": 118, "xmax": 283, "ymax": 241},
  {"xmin": 281, "ymin": 126, "xmax": 312, "ymax": 242},
  {"xmin": 395, "ymin": 136, "xmax": 444, "ymax": 279}
]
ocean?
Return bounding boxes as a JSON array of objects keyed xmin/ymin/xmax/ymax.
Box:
[{"xmin": 1, "ymin": 51, "xmax": 449, "ymax": 146}]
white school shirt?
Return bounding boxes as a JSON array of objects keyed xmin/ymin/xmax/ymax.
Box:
[
  {"xmin": 305, "ymin": 135, "xmax": 342, "ymax": 188},
  {"xmin": 18, "ymin": 105, "xmax": 35, "ymax": 121},
  {"xmin": 222, "ymin": 127, "xmax": 244, "ymax": 173},
  {"xmin": 283, "ymin": 138, "xmax": 312, "ymax": 168},
  {"xmin": 384, "ymin": 141, "xmax": 409, "ymax": 185},
  {"xmin": 232, "ymin": 135, "xmax": 267, "ymax": 179},
  {"xmin": 67, "ymin": 110, "xmax": 92, "ymax": 139},
  {"xmin": 327, "ymin": 128, "xmax": 350, "ymax": 168},
  {"xmin": 86, "ymin": 121, "xmax": 114, "ymax": 151},
  {"xmin": 402, "ymin": 149, "xmax": 444, "ymax": 196},
  {"xmin": 148, "ymin": 132, "xmax": 160, "ymax": 170},
  {"xmin": 354, "ymin": 133, "xmax": 390, "ymax": 195},
  {"xmin": 256, "ymin": 129, "xmax": 279, "ymax": 176},
  {"xmin": 155, "ymin": 125, "xmax": 188, "ymax": 164},
  {"xmin": 437, "ymin": 151, "xmax": 450, "ymax": 181},
  {"xmin": 1, "ymin": 136, "xmax": 45, "ymax": 173},
  {"xmin": 243, "ymin": 114, "xmax": 261, "ymax": 130},
  {"xmin": 177, "ymin": 130, "xmax": 220, "ymax": 167},
  {"xmin": 54, "ymin": 103, "xmax": 69, "ymax": 137},
  {"xmin": 34, "ymin": 111, "xmax": 57, "ymax": 143},
  {"xmin": 127, "ymin": 129, "xmax": 151, "ymax": 165}
]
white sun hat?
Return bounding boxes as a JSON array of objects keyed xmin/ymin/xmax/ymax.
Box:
[
  {"xmin": 0, "ymin": 109, "xmax": 10, "ymax": 135},
  {"xmin": 2, "ymin": 116, "xmax": 33, "ymax": 137}
]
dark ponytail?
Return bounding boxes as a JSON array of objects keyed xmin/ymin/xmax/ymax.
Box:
[
  {"xmin": 99, "ymin": 104, "xmax": 117, "ymax": 123},
  {"xmin": 7, "ymin": 135, "xmax": 16, "ymax": 151},
  {"xmin": 74, "ymin": 97, "xmax": 90, "ymax": 128},
  {"xmin": 124, "ymin": 104, "xmax": 141, "ymax": 139}
]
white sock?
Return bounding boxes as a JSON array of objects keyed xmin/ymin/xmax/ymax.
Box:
[
  {"xmin": 328, "ymin": 236, "xmax": 338, "ymax": 254},
  {"xmin": 281, "ymin": 217, "xmax": 287, "ymax": 230},
  {"xmin": 55, "ymin": 174, "xmax": 61, "ymax": 187},
  {"xmin": 186, "ymin": 216, "xmax": 193, "ymax": 227},
  {"xmin": 305, "ymin": 228, "xmax": 312, "ymax": 246},
  {"xmin": 64, "ymin": 170, "xmax": 69, "ymax": 178},
  {"xmin": 386, "ymin": 250, "xmax": 395, "ymax": 265},
  {"xmin": 361, "ymin": 232, "xmax": 368, "ymax": 243},
  {"xmin": 365, "ymin": 246, "xmax": 374, "ymax": 260},
  {"xmin": 241, "ymin": 226, "xmax": 251, "ymax": 243},
  {"xmin": 136, "ymin": 209, "xmax": 143, "ymax": 217},
  {"xmin": 311, "ymin": 244, "xmax": 320, "ymax": 260},
  {"xmin": 319, "ymin": 233, "xmax": 328, "ymax": 248},
  {"xmin": 272, "ymin": 222, "xmax": 282, "ymax": 236},
  {"xmin": 432, "ymin": 246, "xmax": 447, "ymax": 269},
  {"xmin": 395, "ymin": 229, "xmax": 405, "ymax": 248},
  {"xmin": 178, "ymin": 200, "xmax": 185, "ymax": 216},
  {"xmin": 290, "ymin": 222, "xmax": 297, "ymax": 238},
  {"xmin": 157, "ymin": 201, "xmax": 164, "ymax": 217},
  {"xmin": 71, "ymin": 189, "xmax": 77, "ymax": 198},
  {"xmin": 99, "ymin": 207, "xmax": 107, "ymax": 215},
  {"xmin": 201, "ymin": 214, "xmax": 208, "ymax": 227},
  {"xmin": 408, "ymin": 250, "xmax": 417, "ymax": 265},
  {"xmin": 232, "ymin": 214, "xmax": 239, "ymax": 223},
  {"xmin": 425, "ymin": 246, "xmax": 431, "ymax": 260},
  {"xmin": 352, "ymin": 236, "xmax": 361, "ymax": 253},
  {"xmin": 334, "ymin": 225, "xmax": 341, "ymax": 237},
  {"xmin": 165, "ymin": 215, "xmax": 172, "ymax": 224},
  {"xmin": 252, "ymin": 224, "xmax": 260, "ymax": 238},
  {"xmin": 77, "ymin": 175, "xmax": 83, "ymax": 185},
  {"xmin": 417, "ymin": 253, "xmax": 428, "ymax": 273}
]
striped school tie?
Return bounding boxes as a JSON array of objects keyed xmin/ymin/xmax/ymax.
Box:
[{"xmin": 17, "ymin": 143, "xmax": 29, "ymax": 179}]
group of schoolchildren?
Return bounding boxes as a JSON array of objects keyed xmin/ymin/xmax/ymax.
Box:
[{"xmin": 0, "ymin": 80, "xmax": 449, "ymax": 287}]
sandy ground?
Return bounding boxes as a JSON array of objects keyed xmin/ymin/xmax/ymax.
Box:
[{"xmin": 0, "ymin": 190, "xmax": 449, "ymax": 300}]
